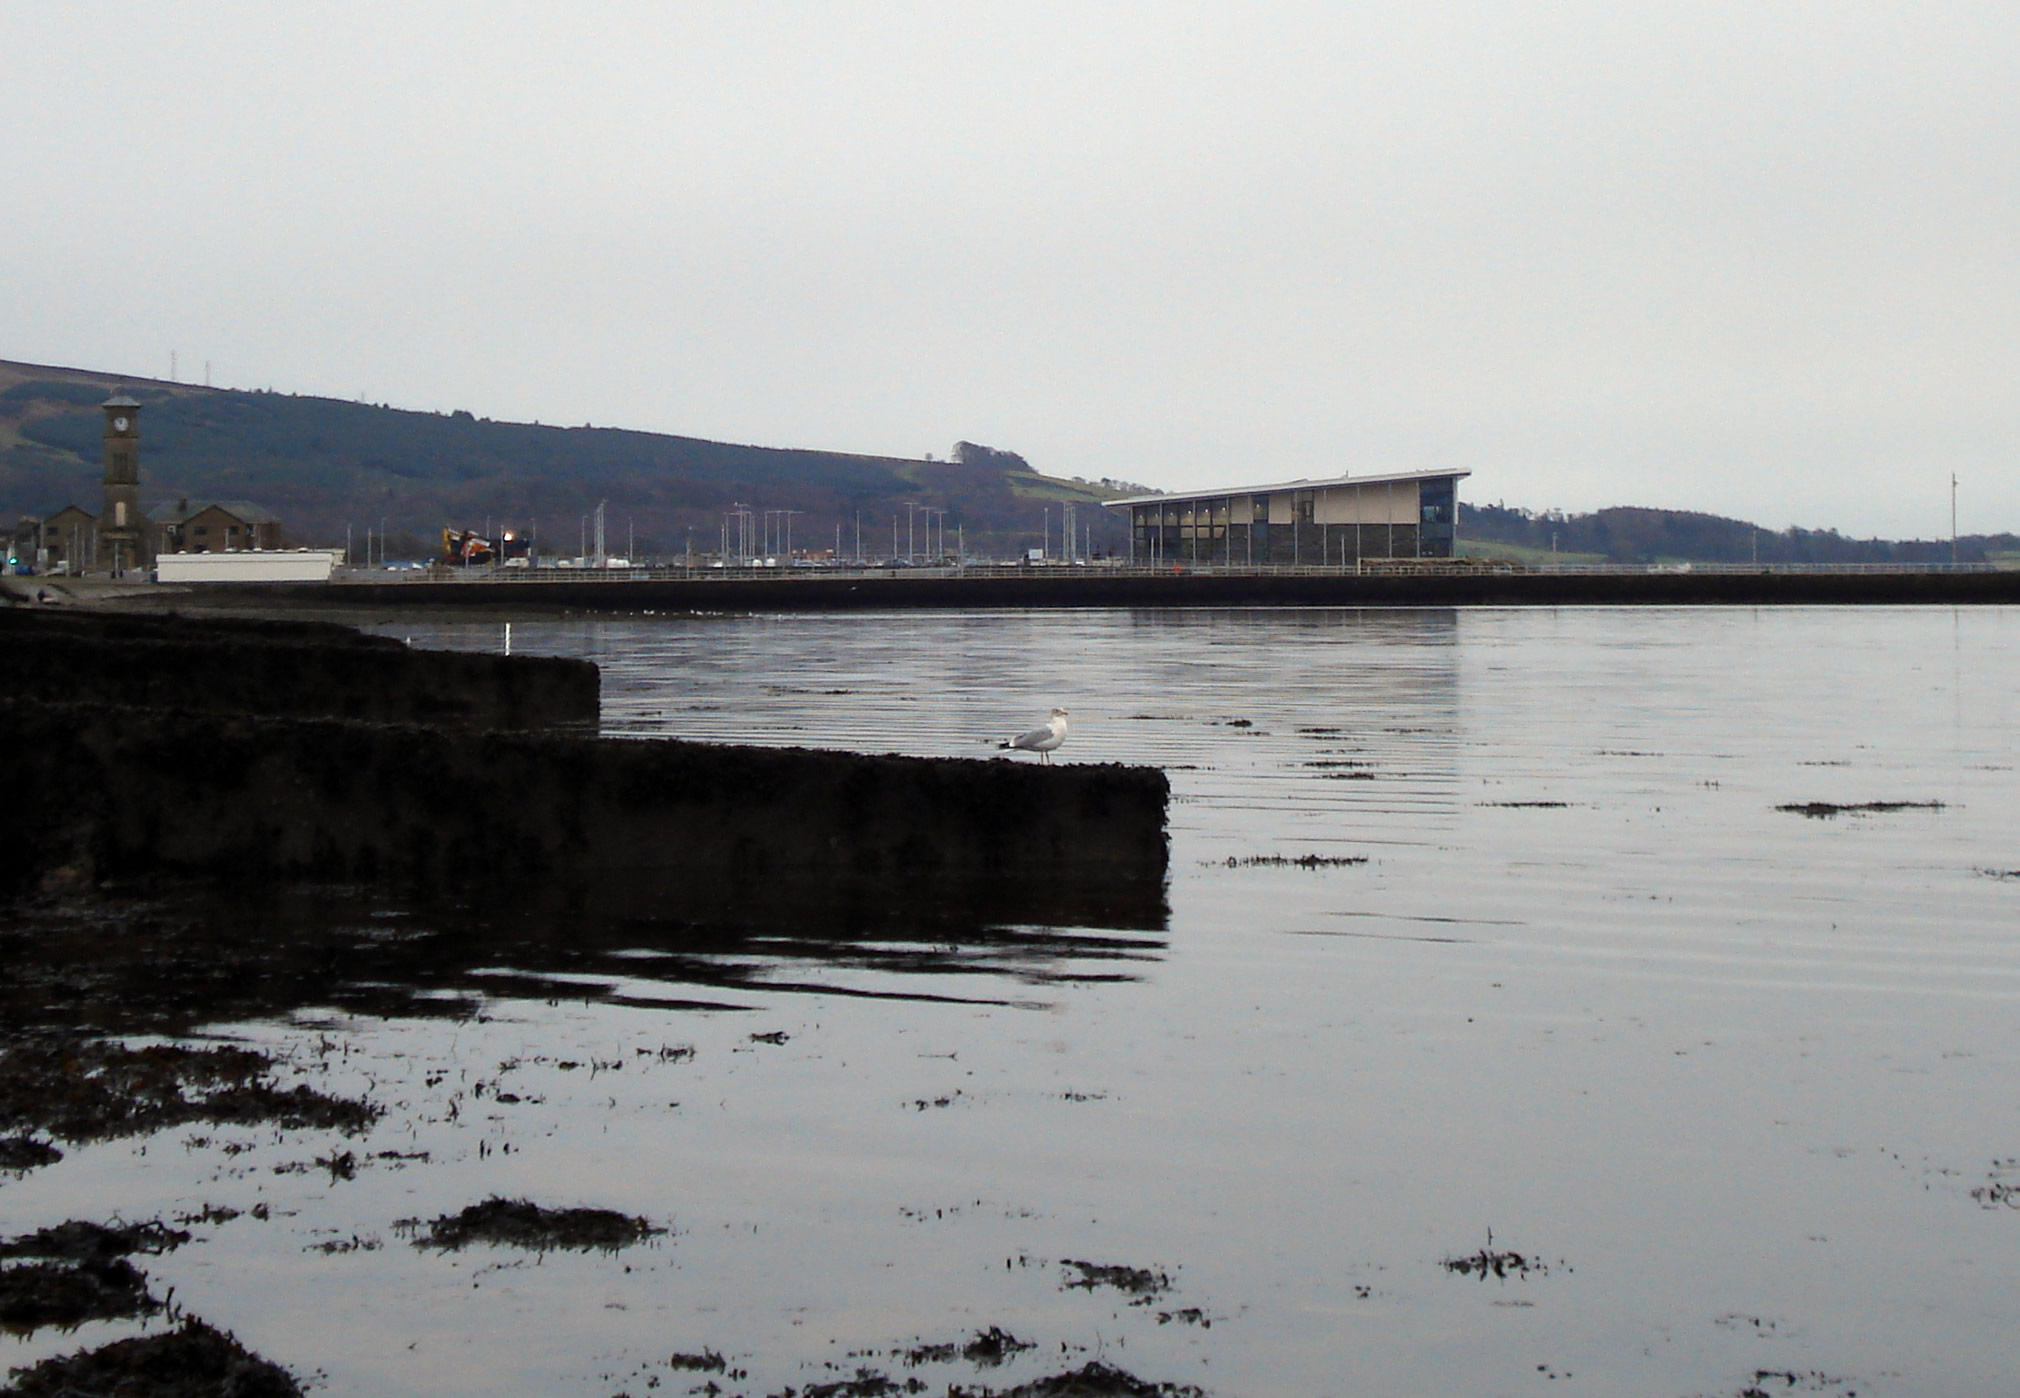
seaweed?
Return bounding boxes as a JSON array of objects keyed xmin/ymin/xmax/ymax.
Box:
[
  {"xmin": 1776, "ymin": 800, "xmax": 1946, "ymax": 819},
  {"xmin": 950, "ymin": 1361, "xmax": 1206, "ymax": 1397},
  {"xmin": 0, "ymin": 1218, "xmax": 190, "ymax": 1262},
  {"xmin": 0, "ymin": 1257, "xmax": 158, "ymax": 1331},
  {"xmin": 1441, "ymin": 1231, "xmax": 1551, "ymax": 1281},
  {"xmin": 0, "ymin": 1136, "xmax": 60, "ymax": 1172},
  {"xmin": 1060, "ymin": 1259, "xmax": 1172, "ymax": 1302},
  {"xmin": 0, "ymin": 1037, "xmax": 377, "ymax": 1143},
  {"xmin": 399, "ymin": 1197, "xmax": 661, "ymax": 1252},
  {"xmin": 0, "ymin": 1316, "xmax": 302, "ymax": 1396}
]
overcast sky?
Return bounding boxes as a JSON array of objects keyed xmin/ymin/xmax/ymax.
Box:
[{"xmin": 5, "ymin": 2, "xmax": 2015, "ymax": 536}]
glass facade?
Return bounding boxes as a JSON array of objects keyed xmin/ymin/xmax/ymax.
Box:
[
  {"xmin": 1418, "ymin": 476, "xmax": 1456, "ymax": 555},
  {"xmin": 1127, "ymin": 475, "xmax": 1458, "ymax": 563}
]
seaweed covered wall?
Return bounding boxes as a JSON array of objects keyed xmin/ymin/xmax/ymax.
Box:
[
  {"xmin": 0, "ymin": 698, "xmax": 1170, "ymax": 932},
  {"xmin": 0, "ymin": 609, "xmax": 596, "ymax": 730}
]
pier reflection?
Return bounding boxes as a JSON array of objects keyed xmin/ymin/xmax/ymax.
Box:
[{"xmin": 0, "ymin": 881, "xmax": 1166, "ymax": 1039}]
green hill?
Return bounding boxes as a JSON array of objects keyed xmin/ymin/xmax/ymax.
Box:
[
  {"xmin": 0, "ymin": 359, "xmax": 1136, "ymax": 560},
  {"xmin": 1457, "ymin": 502, "xmax": 2016, "ymax": 567}
]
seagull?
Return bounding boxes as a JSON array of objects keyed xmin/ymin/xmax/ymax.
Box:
[{"xmin": 1001, "ymin": 707, "xmax": 1069, "ymax": 763}]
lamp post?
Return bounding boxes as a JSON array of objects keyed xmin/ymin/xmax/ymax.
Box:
[{"xmin": 728, "ymin": 502, "xmax": 750, "ymax": 565}]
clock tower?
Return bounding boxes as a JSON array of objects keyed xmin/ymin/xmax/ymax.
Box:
[{"xmin": 100, "ymin": 393, "xmax": 146, "ymax": 573}]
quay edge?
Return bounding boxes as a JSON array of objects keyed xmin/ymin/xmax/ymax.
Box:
[{"xmin": 134, "ymin": 567, "xmax": 2020, "ymax": 613}]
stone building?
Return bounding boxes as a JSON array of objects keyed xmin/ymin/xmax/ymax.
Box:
[
  {"xmin": 149, "ymin": 499, "xmax": 285, "ymax": 554},
  {"xmin": 38, "ymin": 505, "xmax": 99, "ymax": 570}
]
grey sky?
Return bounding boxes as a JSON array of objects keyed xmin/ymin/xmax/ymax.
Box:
[{"xmin": 5, "ymin": 1, "xmax": 2014, "ymax": 536}]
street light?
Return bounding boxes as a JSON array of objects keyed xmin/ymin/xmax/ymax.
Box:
[{"xmin": 728, "ymin": 502, "xmax": 751, "ymax": 564}]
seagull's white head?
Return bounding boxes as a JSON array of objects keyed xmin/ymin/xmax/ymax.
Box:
[{"xmin": 1050, "ymin": 707, "xmax": 1069, "ymax": 718}]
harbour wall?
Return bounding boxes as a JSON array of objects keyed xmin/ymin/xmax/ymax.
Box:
[
  {"xmin": 0, "ymin": 610, "xmax": 1170, "ymax": 932},
  {"xmin": 166, "ymin": 568, "xmax": 2020, "ymax": 613},
  {"xmin": 1, "ymin": 699, "xmax": 1168, "ymax": 932}
]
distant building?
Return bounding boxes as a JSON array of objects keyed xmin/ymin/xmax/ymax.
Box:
[
  {"xmin": 25, "ymin": 393, "xmax": 283, "ymax": 573},
  {"xmin": 149, "ymin": 499, "xmax": 285, "ymax": 554},
  {"xmin": 39, "ymin": 505, "xmax": 98, "ymax": 570},
  {"xmin": 32, "ymin": 393, "xmax": 220, "ymax": 574},
  {"xmin": 1105, "ymin": 468, "xmax": 1469, "ymax": 565}
]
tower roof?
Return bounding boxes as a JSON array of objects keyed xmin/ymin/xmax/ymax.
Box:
[{"xmin": 101, "ymin": 392, "xmax": 142, "ymax": 409}]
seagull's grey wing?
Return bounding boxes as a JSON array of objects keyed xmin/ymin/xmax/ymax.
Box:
[{"xmin": 1008, "ymin": 724, "xmax": 1054, "ymax": 750}]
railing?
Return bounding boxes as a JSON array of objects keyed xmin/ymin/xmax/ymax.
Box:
[{"xmin": 1516, "ymin": 561, "xmax": 1999, "ymax": 576}]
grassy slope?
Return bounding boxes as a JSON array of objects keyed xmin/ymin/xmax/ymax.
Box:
[{"xmin": 1456, "ymin": 538, "xmax": 1608, "ymax": 566}]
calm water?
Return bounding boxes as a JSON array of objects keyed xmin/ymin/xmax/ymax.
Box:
[{"xmin": 9, "ymin": 606, "xmax": 2020, "ymax": 1397}]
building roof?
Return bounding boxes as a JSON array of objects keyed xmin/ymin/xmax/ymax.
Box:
[
  {"xmin": 1102, "ymin": 466, "xmax": 1470, "ymax": 508},
  {"xmin": 147, "ymin": 499, "xmax": 281, "ymax": 526},
  {"xmin": 101, "ymin": 393, "xmax": 142, "ymax": 409}
]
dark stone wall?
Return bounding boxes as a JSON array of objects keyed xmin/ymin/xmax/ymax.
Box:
[
  {"xmin": 0, "ymin": 699, "xmax": 1169, "ymax": 932},
  {"xmin": 0, "ymin": 607, "xmax": 1170, "ymax": 933},
  {"xmin": 0, "ymin": 608, "xmax": 596, "ymax": 730},
  {"xmin": 171, "ymin": 567, "xmax": 2020, "ymax": 613}
]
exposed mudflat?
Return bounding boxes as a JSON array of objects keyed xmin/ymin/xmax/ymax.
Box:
[{"xmin": 5, "ymin": 606, "xmax": 2018, "ymax": 1396}]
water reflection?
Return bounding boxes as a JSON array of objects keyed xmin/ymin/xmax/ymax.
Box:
[
  {"xmin": 10, "ymin": 607, "xmax": 2020, "ymax": 1398},
  {"xmin": 0, "ymin": 887, "xmax": 1168, "ymax": 1039}
]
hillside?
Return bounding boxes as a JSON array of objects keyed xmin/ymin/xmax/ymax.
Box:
[
  {"xmin": 1459, "ymin": 502, "xmax": 2017, "ymax": 567},
  {"xmin": 0, "ymin": 359, "xmax": 1137, "ymax": 560},
  {"xmin": 9, "ymin": 358, "xmax": 2008, "ymax": 568}
]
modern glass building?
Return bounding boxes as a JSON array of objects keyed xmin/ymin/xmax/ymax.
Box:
[{"xmin": 1106, "ymin": 468, "xmax": 1468, "ymax": 566}]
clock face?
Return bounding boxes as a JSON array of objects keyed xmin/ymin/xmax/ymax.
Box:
[{"xmin": 112, "ymin": 416, "xmax": 130, "ymax": 433}]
